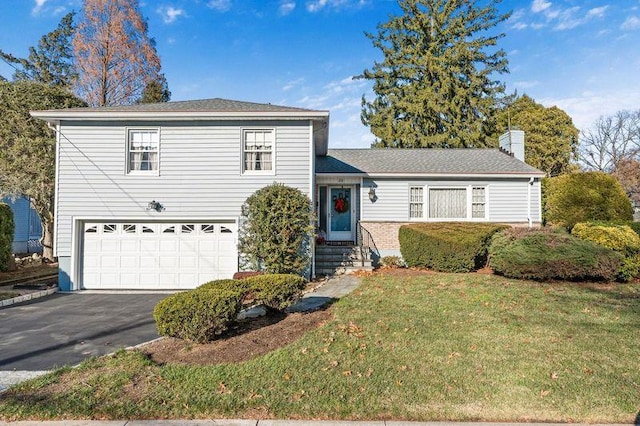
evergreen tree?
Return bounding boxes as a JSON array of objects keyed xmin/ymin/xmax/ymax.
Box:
[
  {"xmin": 0, "ymin": 81, "xmax": 86, "ymax": 261},
  {"xmin": 490, "ymin": 94, "xmax": 578, "ymax": 176},
  {"xmin": 0, "ymin": 12, "xmax": 76, "ymax": 88},
  {"xmin": 138, "ymin": 73, "xmax": 171, "ymax": 104},
  {"xmin": 358, "ymin": 0, "xmax": 510, "ymax": 148}
]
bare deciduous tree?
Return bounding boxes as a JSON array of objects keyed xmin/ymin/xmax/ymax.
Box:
[
  {"xmin": 579, "ymin": 110, "xmax": 640, "ymax": 172},
  {"xmin": 73, "ymin": 0, "xmax": 161, "ymax": 106}
]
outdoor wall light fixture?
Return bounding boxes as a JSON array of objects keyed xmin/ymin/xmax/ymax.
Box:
[
  {"xmin": 368, "ymin": 186, "xmax": 376, "ymax": 202},
  {"xmin": 146, "ymin": 200, "xmax": 165, "ymax": 212}
]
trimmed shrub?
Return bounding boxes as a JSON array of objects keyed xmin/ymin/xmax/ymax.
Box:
[
  {"xmin": 628, "ymin": 221, "xmax": 640, "ymax": 237},
  {"xmin": 244, "ymin": 273, "xmax": 307, "ymax": 311},
  {"xmin": 154, "ymin": 289, "xmax": 244, "ymax": 343},
  {"xmin": 545, "ymin": 172, "xmax": 633, "ymax": 229},
  {"xmin": 238, "ymin": 183, "xmax": 315, "ymax": 275},
  {"xmin": 489, "ymin": 228, "xmax": 623, "ymax": 282},
  {"xmin": 0, "ymin": 203, "xmax": 14, "ymax": 272},
  {"xmin": 571, "ymin": 222, "xmax": 640, "ymax": 281},
  {"xmin": 198, "ymin": 278, "xmax": 250, "ymax": 294},
  {"xmin": 399, "ymin": 222, "xmax": 509, "ymax": 272}
]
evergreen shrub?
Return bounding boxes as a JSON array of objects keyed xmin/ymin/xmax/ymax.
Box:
[
  {"xmin": 545, "ymin": 172, "xmax": 633, "ymax": 229},
  {"xmin": 489, "ymin": 228, "xmax": 623, "ymax": 282},
  {"xmin": 0, "ymin": 203, "xmax": 14, "ymax": 272},
  {"xmin": 244, "ymin": 273, "xmax": 307, "ymax": 311},
  {"xmin": 571, "ymin": 222, "xmax": 640, "ymax": 281},
  {"xmin": 399, "ymin": 222, "xmax": 509, "ymax": 272},
  {"xmin": 153, "ymin": 289, "xmax": 244, "ymax": 343},
  {"xmin": 238, "ymin": 183, "xmax": 315, "ymax": 275}
]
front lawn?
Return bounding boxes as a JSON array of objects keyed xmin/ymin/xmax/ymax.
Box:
[{"xmin": 1, "ymin": 270, "xmax": 638, "ymax": 422}]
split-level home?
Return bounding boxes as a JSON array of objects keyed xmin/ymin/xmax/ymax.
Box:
[{"xmin": 31, "ymin": 98, "xmax": 544, "ymax": 291}]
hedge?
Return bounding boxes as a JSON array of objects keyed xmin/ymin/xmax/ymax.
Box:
[
  {"xmin": 399, "ymin": 222, "xmax": 509, "ymax": 272},
  {"xmin": 153, "ymin": 288, "xmax": 244, "ymax": 343},
  {"xmin": 489, "ymin": 228, "xmax": 623, "ymax": 282},
  {"xmin": 0, "ymin": 203, "xmax": 14, "ymax": 272},
  {"xmin": 571, "ymin": 222, "xmax": 640, "ymax": 281}
]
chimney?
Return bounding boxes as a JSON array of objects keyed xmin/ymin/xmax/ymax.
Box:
[{"xmin": 499, "ymin": 130, "xmax": 525, "ymax": 162}]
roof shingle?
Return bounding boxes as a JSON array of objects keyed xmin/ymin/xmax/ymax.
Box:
[{"xmin": 316, "ymin": 148, "xmax": 544, "ymax": 176}]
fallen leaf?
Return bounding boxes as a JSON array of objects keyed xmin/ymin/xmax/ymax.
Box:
[
  {"xmin": 550, "ymin": 372, "xmax": 559, "ymax": 380},
  {"xmin": 283, "ymin": 373, "xmax": 291, "ymax": 381},
  {"xmin": 540, "ymin": 389, "xmax": 550, "ymax": 397}
]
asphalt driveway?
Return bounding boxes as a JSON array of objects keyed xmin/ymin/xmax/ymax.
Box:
[{"xmin": 0, "ymin": 293, "xmax": 168, "ymax": 371}]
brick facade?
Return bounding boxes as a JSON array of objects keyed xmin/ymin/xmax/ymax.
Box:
[{"xmin": 360, "ymin": 221, "xmax": 407, "ymax": 250}]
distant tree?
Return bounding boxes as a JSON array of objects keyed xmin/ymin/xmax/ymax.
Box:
[
  {"xmin": 0, "ymin": 12, "xmax": 76, "ymax": 88},
  {"xmin": 490, "ymin": 94, "xmax": 579, "ymax": 176},
  {"xmin": 73, "ymin": 0, "xmax": 162, "ymax": 106},
  {"xmin": 612, "ymin": 158, "xmax": 640, "ymax": 204},
  {"xmin": 357, "ymin": 0, "xmax": 510, "ymax": 148},
  {"xmin": 0, "ymin": 81, "xmax": 86, "ymax": 261},
  {"xmin": 579, "ymin": 110, "xmax": 640, "ymax": 172},
  {"xmin": 138, "ymin": 73, "xmax": 171, "ymax": 104}
]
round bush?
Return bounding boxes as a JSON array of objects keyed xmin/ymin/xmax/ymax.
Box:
[
  {"xmin": 198, "ymin": 278, "xmax": 250, "ymax": 294},
  {"xmin": 244, "ymin": 273, "xmax": 307, "ymax": 311},
  {"xmin": 153, "ymin": 289, "xmax": 244, "ymax": 343},
  {"xmin": 489, "ymin": 228, "xmax": 623, "ymax": 282},
  {"xmin": 545, "ymin": 172, "xmax": 633, "ymax": 229}
]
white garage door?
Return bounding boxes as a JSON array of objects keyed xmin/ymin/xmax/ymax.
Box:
[{"xmin": 82, "ymin": 222, "xmax": 238, "ymax": 290}]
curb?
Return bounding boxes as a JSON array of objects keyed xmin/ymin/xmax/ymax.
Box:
[{"xmin": 0, "ymin": 287, "xmax": 58, "ymax": 309}]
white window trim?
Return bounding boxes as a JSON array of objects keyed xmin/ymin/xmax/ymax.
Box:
[
  {"xmin": 408, "ymin": 184, "xmax": 490, "ymax": 221},
  {"xmin": 241, "ymin": 128, "xmax": 276, "ymax": 175},
  {"xmin": 125, "ymin": 127, "xmax": 160, "ymax": 176}
]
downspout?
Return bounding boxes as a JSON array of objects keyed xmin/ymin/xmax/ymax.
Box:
[{"xmin": 527, "ymin": 177, "xmax": 534, "ymax": 228}]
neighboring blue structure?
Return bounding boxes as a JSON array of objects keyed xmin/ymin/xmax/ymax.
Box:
[{"xmin": 1, "ymin": 195, "xmax": 43, "ymax": 254}]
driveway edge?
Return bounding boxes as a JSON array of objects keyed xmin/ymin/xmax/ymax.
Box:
[{"xmin": 0, "ymin": 287, "xmax": 58, "ymax": 309}]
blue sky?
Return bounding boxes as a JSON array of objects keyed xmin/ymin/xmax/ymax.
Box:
[{"xmin": 1, "ymin": 0, "xmax": 639, "ymax": 148}]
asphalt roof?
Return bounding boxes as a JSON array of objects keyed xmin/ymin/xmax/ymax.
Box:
[
  {"xmin": 316, "ymin": 148, "xmax": 544, "ymax": 176},
  {"xmin": 43, "ymin": 98, "xmax": 326, "ymax": 114}
]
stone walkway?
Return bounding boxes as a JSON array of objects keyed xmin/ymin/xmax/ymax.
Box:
[{"xmin": 287, "ymin": 274, "xmax": 361, "ymax": 313}]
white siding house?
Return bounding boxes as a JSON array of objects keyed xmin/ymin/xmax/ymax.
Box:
[
  {"xmin": 32, "ymin": 99, "xmax": 329, "ymax": 291},
  {"xmin": 32, "ymin": 99, "xmax": 543, "ymax": 290}
]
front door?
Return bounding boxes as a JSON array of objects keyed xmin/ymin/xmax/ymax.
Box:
[{"xmin": 328, "ymin": 186, "xmax": 354, "ymax": 241}]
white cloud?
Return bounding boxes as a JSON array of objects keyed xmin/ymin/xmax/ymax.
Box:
[
  {"xmin": 279, "ymin": 0, "xmax": 296, "ymax": 15},
  {"xmin": 207, "ymin": 0, "xmax": 231, "ymax": 12},
  {"xmin": 513, "ymin": 80, "xmax": 540, "ymax": 90},
  {"xmin": 307, "ymin": 0, "xmax": 329, "ymax": 12},
  {"xmin": 531, "ymin": 0, "xmax": 552, "ymax": 13},
  {"xmin": 541, "ymin": 89, "xmax": 640, "ymax": 132},
  {"xmin": 587, "ymin": 6, "xmax": 608, "ymax": 18},
  {"xmin": 621, "ymin": 16, "xmax": 640, "ymax": 31},
  {"xmin": 282, "ymin": 77, "xmax": 305, "ymax": 91},
  {"xmin": 32, "ymin": 0, "xmax": 48, "ymax": 15},
  {"xmin": 305, "ymin": 0, "xmax": 367, "ymax": 13},
  {"xmin": 158, "ymin": 6, "xmax": 186, "ymax": 24}
]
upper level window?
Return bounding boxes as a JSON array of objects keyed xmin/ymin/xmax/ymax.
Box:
[
  {"xmin": 128, "ymin": 129, "xmax": 158, "ymax": 174},
  {"xmin": 243, "ymin": 129, "xmax": 273, "ymax": 173}
]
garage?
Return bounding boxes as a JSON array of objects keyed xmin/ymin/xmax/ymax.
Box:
[{"xmin": 82, "ymin": 221, "xmax": 238, "ymax": 290}]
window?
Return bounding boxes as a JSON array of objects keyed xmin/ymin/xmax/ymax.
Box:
[
  {"xmin": 127, "ymin": 129, "xmax": 158, "ymax": 174},
  {"xmin": 243, "ymin": 129, "xmax": 273, "ymax": 173},
  {"xmin": 472, "ymin": 187, "xmax": 486, "ymax": 219},
  {"xmin": 409, "ymin": 187, "xmax": 424, "ymax": 218},
  {"xmin": 429, "ymin": 188, "xmax": 467, "ymax": 219}
]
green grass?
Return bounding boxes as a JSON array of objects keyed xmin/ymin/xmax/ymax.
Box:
[{"xmin": 1, "ymin": 272, "xmax": 639, "ymax": 422}]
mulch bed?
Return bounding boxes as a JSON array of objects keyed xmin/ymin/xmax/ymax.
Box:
[{"xmin": 142, "ymin": 308, "xmax": 332, "ymax": 366}]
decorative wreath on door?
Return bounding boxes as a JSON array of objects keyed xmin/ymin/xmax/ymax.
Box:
[{"xmin": 333, "ymin": 193, "xmax": 349, "ymax": 213}]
